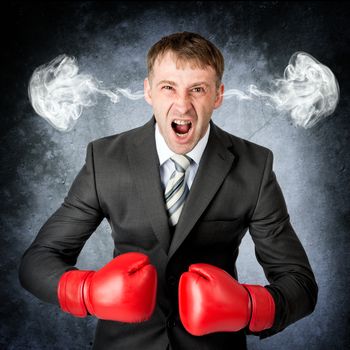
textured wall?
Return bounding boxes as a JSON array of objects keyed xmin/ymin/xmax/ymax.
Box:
[{"xmin": 1, "ymin": 2, "xmax": 349, "ymax": 349}]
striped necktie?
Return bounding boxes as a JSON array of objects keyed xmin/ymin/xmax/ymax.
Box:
[{"xmin": 164, "ymin": 154, "xmax": 191, "ymax": 226}]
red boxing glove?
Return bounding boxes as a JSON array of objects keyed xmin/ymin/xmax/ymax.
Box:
[
  {"xmin": 179, "ymin": 263, "xmax": 275, "ymax": 336},
  {"xmin": 57, "ymin": 252, "xmax": 157, "ymax": 322}
]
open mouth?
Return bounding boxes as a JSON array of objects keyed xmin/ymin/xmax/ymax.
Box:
[{"xmin": 171, "ymin": 119, "xmax": 192, "ymax": 137}]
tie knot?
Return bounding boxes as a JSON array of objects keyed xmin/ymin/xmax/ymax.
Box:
[{"xmin": 170, "ymin": 154, "xmax": 191, "ymax": 173}]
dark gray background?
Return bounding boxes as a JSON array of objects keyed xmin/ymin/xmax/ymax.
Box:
[{"xmin": 1, "ymin": 2, "xmax": 349, "ymax": 349}]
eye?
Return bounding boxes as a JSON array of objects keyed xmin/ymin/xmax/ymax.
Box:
[
  {"xmin": 162, "ymin": 85, "xmax": 173, "ymax": 90},
  {"xmin": 191, "ymin": 87, "xmax": 205, "ymax": 93}
]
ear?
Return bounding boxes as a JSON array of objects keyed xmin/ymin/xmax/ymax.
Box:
[
  {"xmin": 213, "ymin": 83, "xmax": 224, "ymax": 109},
  {"xmin": 144, "ymin": 78, "xmax": 153, "ymax": 106}
]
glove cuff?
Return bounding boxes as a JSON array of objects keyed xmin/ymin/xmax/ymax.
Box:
[
  {"xmin": 82, "ymin": 271, "xmax": 95, "ymax": 316},
  {"xmin": 242, "ymin": 284, "xmax": 275, "ymax": 332},
  {"xmin": 57, "ymin": 270, "xmax": 94, "ymax": 317}
]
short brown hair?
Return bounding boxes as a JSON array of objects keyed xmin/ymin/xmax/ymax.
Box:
[{"xmin": 147, "ymin": 32, "xmax": 224, "ymax": 87}]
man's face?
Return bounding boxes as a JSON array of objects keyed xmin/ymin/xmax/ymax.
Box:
[{"xmin": 144, "ymin": 51, "xmax": 224, "ymax": 154}]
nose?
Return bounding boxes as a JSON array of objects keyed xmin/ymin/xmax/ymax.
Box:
[{"xmin": 174, "ymin": 91, "xmax": 192, "ymax": 114}]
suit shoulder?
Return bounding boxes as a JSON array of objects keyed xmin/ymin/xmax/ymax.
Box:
[
  {"xmin": 214, "ymin": 124, "xmax": 272, "ymax": 159},
  {"xmin": 90, "ymin": 125, "xmax": 140, "ymax": 146},
  {"xmin": 87, "ymin": 123, "xmax": 146, "ymax": 156}
]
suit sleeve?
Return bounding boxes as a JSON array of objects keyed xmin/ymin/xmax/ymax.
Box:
[
  {"xmin": 248, "ymin": 150, "xmax": 318, "ymax": 338},
  {"xmin": 19, "ymin": 142, "xmax": 104, "ymax": 305}
]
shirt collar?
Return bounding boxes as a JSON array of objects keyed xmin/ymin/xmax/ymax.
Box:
[{"xmin": 155, "ymin": 123, "xmax": 210, "ymax": 166}]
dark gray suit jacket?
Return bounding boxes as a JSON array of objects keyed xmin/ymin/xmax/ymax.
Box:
[{"xmin": 19, "ymin": 118, "xmax": 318, "ymax": 350}]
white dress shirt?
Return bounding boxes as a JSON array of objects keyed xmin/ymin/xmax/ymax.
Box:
[{"xmin": 155, "ymin": 123, "xmax": 210, "ymax": 191}]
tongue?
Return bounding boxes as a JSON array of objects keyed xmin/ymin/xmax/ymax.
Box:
[{"xmin": 174, "ymin": 123, "xmax": 190, "ymax": 134}]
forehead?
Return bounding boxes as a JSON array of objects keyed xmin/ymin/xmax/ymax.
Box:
[{"xmin": 152, "ymin": 51, "xmax": 216, "ymax": 83}]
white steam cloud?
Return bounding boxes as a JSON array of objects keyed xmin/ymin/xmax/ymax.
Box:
[
  {"xmin": 28, "ymin": 55, "xmax": 144, "ymax": 131},
  {"xmin": 224, "ymin": 52, "xmax": 339, "ymax": 128},
  {"xmin": 29, "ymin": 52, "xmax": 339, "ymax": 131}
]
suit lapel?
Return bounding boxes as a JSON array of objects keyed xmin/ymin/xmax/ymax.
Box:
[
  {"xmin": 168, "ymin": 123, "xmax": 235, "ymax": 260},
  {"xmin": 127, "ymin": 119, "xmax": 171, "ymax": 253}
]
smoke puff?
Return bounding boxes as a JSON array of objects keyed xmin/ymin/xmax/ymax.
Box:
[
  {"xmin": 275, "ymin": 52, "xmax": 339, "ymax": 128},
  {"xmin": 28, "ymin": 55, "xmax": 106, "ymax": 131},
  {"xmin": 223, "ymin": 52, "xmax": 339, "ymax": 129},
  {"xmin": 28, "ymin": 55, "xmax": 145, "ymax": 131},
  {"xmin": 249, "ymin": 52, "xmax": 340, "ymax": 128}
]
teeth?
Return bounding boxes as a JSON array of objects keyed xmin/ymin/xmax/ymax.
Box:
[{"xmin": 173, "ymin": 119, "xmax": 191, "ymax": 125}]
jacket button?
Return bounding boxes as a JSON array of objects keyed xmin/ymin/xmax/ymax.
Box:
[{"xmin": 167, "ymin": 318, "xmax": 176, "ymax": 328}]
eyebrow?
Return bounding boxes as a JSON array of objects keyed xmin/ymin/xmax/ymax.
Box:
[
  {"xmin": 156, "ymin": 80, "xmax": 210, "ymax": 88},
  {"xmin": 157, "ymin": 80, "xmax": 177, "ymax": 87}
]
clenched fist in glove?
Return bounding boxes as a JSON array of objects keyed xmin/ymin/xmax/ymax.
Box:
[
  {"xmin": 179, "ymin": 263, "xmax": 275, "ymax": 336},
  {"xmin": 57, "ymin": 252, "xmax": 157, "ymax": 322}
]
